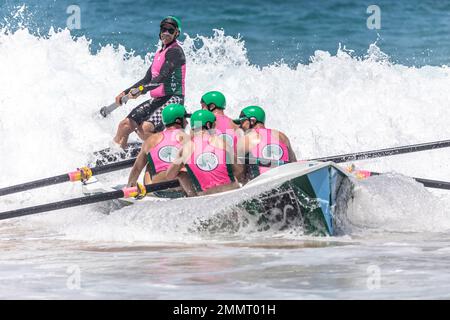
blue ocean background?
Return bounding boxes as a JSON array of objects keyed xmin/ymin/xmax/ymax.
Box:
[{"xmin": 2, "ymin": 0, "xmax": 450, "ymax": 67}]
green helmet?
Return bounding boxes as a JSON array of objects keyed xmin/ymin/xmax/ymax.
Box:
[
  {"xmin": 201, "ymin": 91, "xmax": 226, "ymax": 110},
  {"xmin": 160, "ymin": 16, "xmax": 182, "ymax": 33},
  {"xmin": 233, "ymin": 106, "xmax": 266, "ymax": 125},
  {"xmin": 162, "ymin": 103, "xmax": 187, "ymax": 126},
  {"xmin": 190, "ymin": 110, "xmax": 216, "ymax": 129}
]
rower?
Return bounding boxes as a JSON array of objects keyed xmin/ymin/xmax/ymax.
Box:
[
  {"xmin": 233, "ymin": 106, "xmax": 297, "ymax": 182},
  {"xmin": 200, "ymin": 91, "xmax": 240, "ymax": 149},
  {"xmin": 127, "ymin": 104, "xmax": 195, "ymax": 196},
  {"xmin": 167, "ymin": 110, "xmax": 244, "ymax": 196}
]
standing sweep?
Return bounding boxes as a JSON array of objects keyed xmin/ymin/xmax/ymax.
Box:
[{"xmin": 112, "ymin": 16, "xmax": 186, "ymax": 149}]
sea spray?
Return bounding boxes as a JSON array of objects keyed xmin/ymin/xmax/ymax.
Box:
[{"xmin": 1, "ymin": 24, "xmax": 450, "ymax": 240}]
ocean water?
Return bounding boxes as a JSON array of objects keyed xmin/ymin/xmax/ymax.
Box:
[
  {"xmin": 2, "ymin": 0, "xmax": 450, "ymax": 67},
  {"xmin": 1, "ymin": 1, "xmax": 450, "ymax": 299}
]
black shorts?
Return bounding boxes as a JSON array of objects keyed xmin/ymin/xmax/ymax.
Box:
[{"xmin": 127, "ymin": 96, "xmax": 184, "ymax": 130}]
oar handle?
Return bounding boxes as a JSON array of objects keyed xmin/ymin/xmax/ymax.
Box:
[
  {"xmin": 99, "ymin": 86, "xmax": 144, "ymax": 118},
  {"xmin": 0, "ymin": 180, "xmax": 180, "ymax": 221}
]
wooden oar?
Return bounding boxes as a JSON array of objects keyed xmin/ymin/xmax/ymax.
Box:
[{"xmin": 0, "ymin": 180, "xmax": 180, "ymax": 221}]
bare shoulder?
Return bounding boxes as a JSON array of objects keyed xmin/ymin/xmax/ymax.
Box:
[
  {"xmin": 234, "ymin": 127, "xmax": 245, "ymax": 138},
  {"xmin": 229, "ymin": 119, "xmax": 240, "ymax": 130},
  {"xmin": 176, "ymin": 130, "xmax": 190, "ymax": 144},
  {"xmin": 144, "ymin": 132, "xmax": 163, "ymax": 150},
  {"xmin": 246, "ymin": 130, "xmax": 258, "ymax": 139},
  {"xmin": 181, "ymin": 139, "xmax": 194, "ymax": 154},
  {"xmin": 272, "ymin": 129, "xmax": 290, "ymax": 142},
  {"xmin": 179, "ymin": 139, "xmax": 194, "ymax": 163}
]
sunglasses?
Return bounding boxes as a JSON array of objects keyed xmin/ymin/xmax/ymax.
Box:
[{"xmin": 160, "ymin": 26, "xmax": 176, "ymax": 35}]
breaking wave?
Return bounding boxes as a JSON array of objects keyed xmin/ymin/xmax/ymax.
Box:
[{"xmin": 1, "ymin": 10, "xmax": 450, "ymax": 240}]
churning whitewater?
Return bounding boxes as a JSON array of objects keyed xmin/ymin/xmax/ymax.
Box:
[
  {"xmin": 1, "ymin": 20, "xmax": 450, "ymax": 299},
  {"xmin": 1, "ymin": 26, "xmax": 450, "ymax": 240}
]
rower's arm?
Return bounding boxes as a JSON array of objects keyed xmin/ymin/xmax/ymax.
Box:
[
  {"xmin": 127, "ymin": 149, "xmax": 149, "ymax": 187},
  {"xmin": 124, "ymin": 68, "xmax": 152, "ymax": 95},
  {"xmin": 216, "ymin": 136, "xmax": 244, "ymax": 183},
  {"xmin": 286, "ymin": 139, "xmax": 297, "ymax": 162},
  {"xmin": 127, "ymin": 139, "xmax": 153, "ymax": 186},
  {"xmin": 279, "ymin": 131, "xmax": 297, "ymax": 162},
  {"xmin": 236, "ymin": 134, "xmax": 250, "ymax": 163},
  {"xmin": 166, "ymin": 142, "xmax": 191, "ymax": 180},
  {"xmin": 235, "ymin": 135, "xmax": 252, "ymax": 184},
  {"xmin": 231, "ymin": 152, "xmax": 244, "ymax": 183},
  {"xmin": 166, "ymin": 159, "xmax": 183, "ymax": 180}
]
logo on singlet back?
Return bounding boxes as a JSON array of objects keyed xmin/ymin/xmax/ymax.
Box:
[
  {"xmin": 195, "ymin": 152, "xmax": 219, "ymax": 171},
  {"xmin": 262, "ymin": 144, "xmax": 284, "ymax": 160},
  {"xmin": 158, "ymin": 146, "xmax": 179, "ymax": 163}
]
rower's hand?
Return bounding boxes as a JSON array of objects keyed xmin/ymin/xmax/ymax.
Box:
[
  {"xmin": 115, "ymin": 92, "xmax": 126, "ymax": 106},
  {"xmin": 127, "ymin": 87, "xmax": 142, "ymax": 100},
  {"xmin": 127, "ymin": 181, "xmax": 137, "ymax": 188}
]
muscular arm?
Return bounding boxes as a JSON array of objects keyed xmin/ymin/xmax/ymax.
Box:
[
  {"xmin": 166, "ymin": 141, "xmax": 192, "ymax": 180},
  {"xmin": 124, "ymin": 46, "xmax": 185, "ymax": 95},
  {"xmin": 127, "ymin": 139, "xmax": 152, "ymax": 186},
  {"xmin": 280, "ymin": 132, "xmax": 297, "ymax": 162},
  {"xmin": 236, "ymin": 134, "xmax": 251, "ymax": 163},
  {"xmin": 212, "ymin": 136, "xmax": 244, "ymax": 182},
  {"xmin": 124, "ymin": 68, "xmax": 152, "ymax": 95},
  {"xmin": 127, "ymin": 135, "xmax": 161, "ymax": 186},
  {"xmin": 231, "ymin": 148, "xmax": 244, "ymax": 183}
]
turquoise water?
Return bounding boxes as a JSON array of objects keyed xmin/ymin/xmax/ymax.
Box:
[{"xmin": 2, "ymin": 0, "xmax": 450, "ymax": 66}]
